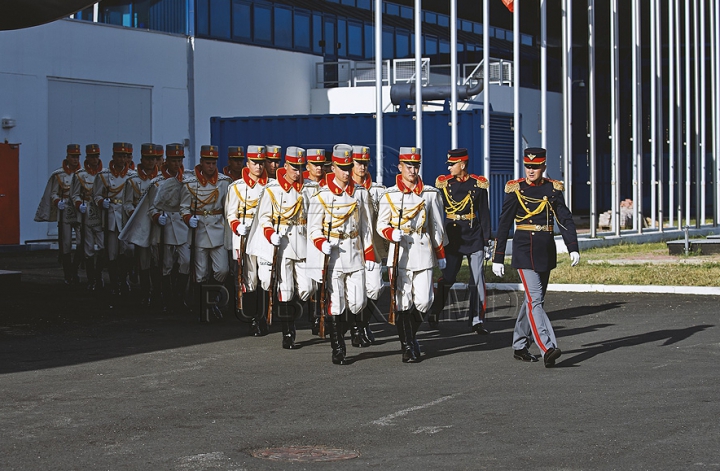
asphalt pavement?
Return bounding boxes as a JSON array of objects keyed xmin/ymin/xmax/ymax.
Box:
[{"xmin": 1, "ymin": 251, "xmax": 719, "ymax": 470}]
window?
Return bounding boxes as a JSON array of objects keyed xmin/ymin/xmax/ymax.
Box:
[
  {"xmin": 274, "ymin": 6, "xmax": 292, "ymax": 48},
  {"xmin": 424, "ymin": 12, "xmax": 436, "ymax": 24},
  {"xmin": 341, "ymin": 0, "xmax": 355, "ymax": 5},
  {"xmin": 396, "ymin": 29, "xmax": 410, "ymax": 58},
  {"xmin": 400, "ymin": 6, "xmax": 413, "ymax": 19},
  {"xmin": 424, "ymin": 35, "xmax": 437, "ymax": 55},
  {"xmin": 439, "ymin": 39, "xmax": 449, "ymax": 54},
  {"xmin": 254, "ymin": 4, "xmax": 272, "ymax": 43},
  {"xmin": 385, "ymin": 3, "xmax": 399, "ymax": 16},
  {"xmin": 383, "ymin": 27, "xmax": 394, "ymax": 59},
  {"xmin": 522, "ymin": 34, "xmax": 533, "ymax": 46},
  {"xmin": 461, "ymin": 20, "xmax": 473, "ymax": 33},
  {"xmin": 437, "ymin": 14, "xmax": 449, "ymax": 27},
  {"xmin": 474, "ymin": 23, "xmax": 482, "ymax": 35},
  {"xmin": 196, "ymin": 0, "xmax": 209, "ymax": 35},
  {"xmin": 356, "ymin": 0, "xmax": 371, "ymax": 10},
  {"xmin": 337, "ymin": 19, "xmax": 347, "ymax": 56},
  {"xmin": 313, "ymin": 13, "xmax": 323, "ymax": 54},
  {"xmin": 364, "ymin": 23, "xmax": 374, "ymax": 59},
  {"xmin": 232, "ymin": 0, "xmax": 251, "ymax": 40},
  {"xmin": 348, "ymin": 21, "xmax": 363, "ymax": 57},
  {"xmin": 294, "ymin": 10, "xmax": 311, "ymax": 50},
  {"xmin": 324, "ymin": 17, "xmax": 335, "ymax": 55},
  {"xmin": 210, "ymin": 0, "xmax": 231, "ymax": 38}
]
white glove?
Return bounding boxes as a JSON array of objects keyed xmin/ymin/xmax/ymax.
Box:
[
  {"xmin": 103, "ymin": 198, "xmax": 111, "ymax": 209},
  {"xmin": 492, "ymin": 263, "xmax": 505, "ymax": 277},
  {"xmin": 57, "ymin": 199, "xmax": 66, "ymax": 210},
  {"xmin": 366, "ymin": 260, "xmax": 377, "ymax": 271},
  {"xmin": 437, "ymin": 258, "xmax": 447, "ymax": 270},
  {"xmin": 157, "ymin": 214, "xmax": 167, "ymax": 226},
  {"xmin": 78, "ymin": 202, "xmax": 87, "ymax": 214},
  {"xmin": 270, "ymin": 232, "xmax": 280, "ymax": 246},
  {"xmin": 236, "ymin": 223, "xmax": 248, "ymax": 237},
  {"xmin": 570, "ymin": 251, "xmax": 580, "ymax": 267},
  {"xmin": 391, "ymin": 229, "xmax": 403, "ymax": 242},
  {"xmin": 188, "ymin": 215, "xmax": 199, "ymax": 228},
  {"xmin": 484, "ymin": 245, "xmax": 492, "ymax": 261},
  {"xmin": 321, "ymin": 241, "xmax": 332, "ymax": 255}
]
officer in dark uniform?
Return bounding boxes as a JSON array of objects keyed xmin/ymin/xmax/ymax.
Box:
[
  {"xmin": 435, "ymin": 148, "xmax": 492, "ymax": 334},
  {"xmin": 492, "ymin": 147, "xmax": 580, "ymax": 367}
]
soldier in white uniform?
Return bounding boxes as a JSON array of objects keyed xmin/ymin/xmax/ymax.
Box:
[
  {"xmin": 247, "ymin": 146, "xmax": 310, "ymax": 349},
  {"xmin": 264, "ymin": 144, "xmax": 281, "ymax": 180},
  {"xmin": 124, "ymin": 143, "xmax": 160, "ymax": 306},
  {"xmin": 307, "ymin": 144, "xmax": 376, "ymax": 365},
  {"xmin": 93, "ymin": 142, "xmax": 137, "ymax": 299},
  {"xmin": 34, "ymin": 144, "xmax": 82, "ymax": 284},
  {"xmin": 376, "ymin": 147, "xmax": 447, "ymax": 363},
  {"xmin": 225, "ymin": 145, "xmax": 270, "ymax": 336},
  {"xmin": 302, "ymin": 148, "xmax": 327, "ymax": 335},
  {"xmin": 148, "ymin": 143, "xmax": 192, "ymax": 312},
  {"xmin": 350, "ymin": 145, "xmax": 387, "ymax": 346},
  {"xmin": 222, "ymin": 145, "xmax": 245, "ymax": 181},
  {"xmin": 71, "ymin": 144, "xmax": 104, "ymax": 290},
  {"xmin": 180, "ymin": 145, "xmax": 232, "ymax": 317}
]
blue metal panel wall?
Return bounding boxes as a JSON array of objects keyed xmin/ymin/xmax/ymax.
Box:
[{"xmin": 211, "ymin": 109, "xmax": 515, "ymax": 233}]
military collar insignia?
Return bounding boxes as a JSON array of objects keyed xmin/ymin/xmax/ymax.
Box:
[
  {"xmin": 327, "ymin": 173, "xmax": 355, "ymax": 196},
  {"xmin": 396, "ymin": 174, "xmax": 424, "ymax": 195},
  {"xmin": 194, "ymin": 165, "xmax": 218, "ymax": 186},
  {"xmin": 276, "ymin": 167, "xmax": 303, "ymax": 192}
]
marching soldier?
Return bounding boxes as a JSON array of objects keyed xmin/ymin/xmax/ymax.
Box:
[
  {"xmin": 180, "ymin": 145, "xmax": 232, "ymax": 319},
  {"xmin": 376, "ymin": 147, "xmax": 446, "ymax": 363},
  {"xmin": 247, "ymin": 146, "xmax": 311, "ymax": 349},
  {"xmin": 302, "ymin": 148, "xmax": 327, "ymax": 335},
  {"xmin": 264, "ymin": 144, "xmax": 281, "ymax": 179},
  {"xmin": 492, "ymin": 147, "xmax": 580, "ymax": 368},
  {"xmin": 34, "ymin": 144, "xmax": 82, "ymax": 284},
  {"xmin": 70, "ymin": 144, "xmax": 104, "ymax": 290},
  {"xmin": 123, "ymin": 143, "xmax": 160, "ymax": 306},
  {"xmin": 225, "ymin": 145, "xmax": 270, "ymax": 336},
  {"xmin": 435, "ymin": 148, "xmax": 492, "ymax": 334},
  {"xmin": 223, "ymin": 146, "xmax": 245, "ymax": 181},
  {"xmin": 93, "ymin": 142, "xmax": 137, "ymax": 299},
  {"xmin": 350, "ymin": 144, "xmax": 386, "ymax": 346},
  {"xmin": 148, "ymin": 143, "xmax": 192, "ymax": 312},
  {"xmin": 307, "ymin": 144, "xmax": 375, "ymax": 365}
]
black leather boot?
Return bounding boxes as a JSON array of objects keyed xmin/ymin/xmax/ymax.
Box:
[
  {"xmin": 329, "ymin": 316, "xmax": 348, "ymax": 365},
  {"xmin": 281, "ymin": 317, "xmax": 297, "ymax": 349},
  {"xmin": 395, "ymin": 310, "xmax": 407, "ymax": 352},
  {"xmin": 149, "ymin": 267, "xmax": 163, "ymax": 308},
  {"xmin": 350, "ymin": 314, "xmax": 363, "ymax": 348},
  {"xmin": 161, "ymin": 275, "xmax": 173, "ymax": 312},
  {"xmin": 401, "ymin": 312, "xmax": 419, "ymax": 363},
  {"xmin": 62, "ymin": 253, "xmax": 74, "ymax": 285},
  {"xmin": 356, "ymin": 305, "xmax": 373, "ymax": 347},
  {"xmin": 410, "ymin": 309, "xmax": 425, "ymax": 359},
  {"xmin": 85, "ymin": 256, "xmax": 96, "ymax": 290},
  {"xmin": 139, "ymin": 269, "xmax": 152, "ymax": 307},
  {"xmin": 175, "ymin": 273, "xmax": 190, "ymax": 313}
]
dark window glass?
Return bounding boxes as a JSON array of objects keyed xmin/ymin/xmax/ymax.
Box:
[
  {"xmin": 396, "ymin": 29, "xmax": 410, "ymax": 58},
  {"xmin": 196, "ymin": 0, "xmax": 209, "ymax": 35},
  {"xmin": 347, "ymin": 21, "xmax": 363, "ymax": 57},
  {"xmin": 424, "ymin": 35, "xmax": 437, "ymax": 55},
  {"xmin": 254, "ymin": 4, "xmax": 272, "ymax": 43},
  {"xmin": 461, "ymin": 20, "xmax": 473, "ymax": 32},
  {"xmin": 457, "ymin": 42, "xmax": 465, "ymax": 52},
  {"xmin": 385, "ymin": 3, "xmax": 399, "ymax": 16},
  {"xmin": 364, "ymin": 23, "xmax": 374, "ymax": 59},
  {"xmin": 382, "ymin": 27, "xmax": 393, "ymax": 59},
  {"xmin": 503, "ymin": 30, "xmax": 511, "ymax": 41},
  {"xmin": 439, "ymin": 39, "xmax": 449, "ymax": 54},
  {"xmin": 522, "ymin": 34, "xmax": 533, "ymax": 46},
  {"xmin": 274, "ymin": 6, "xmax": 292, "ymax": 48},
  {"xmin": 337, "ymin": 19, "xmax": 346, "ymax": 56},
  {"xmin": 400, "ymin": 6, "xmax": 413, "ymax": 19},
  {"xmin": 410, "ymin": 32, "xmax": 415, "ymax": 54},
  {"xmin": 437, "ymin": 14, "xmax": 449, "ymax": 27},
  {"xmin": 313, "ymin": 13, "xmax": 323, "ymax": 53},
  {"xmin": 210, "ymin": 0, "xmax": 231, "ymax": 38},
  {"xmin": 356, "ymin": 0, "xmax": 371, "ymax": 10},
  {"xmin": 232, "ymin": 0, "xmax": 251, "ymax": 40},
  {"xmin": 474, "ymin": 23, "xmax": 482, "ymax": 34},
  {"xmin": 324, "ymin": 17, "xmax": 335, "ymax": 55},
  {"xmin": 294, "ymin": 10, "xmax": 311, "ymax": 50},
  {"xmin": 424, "ymin": 12, "xmax": 436, "ymax": 24},
  {"xmin": 341, "ymin": 0, "xmax": 355, "ymax": 5}
]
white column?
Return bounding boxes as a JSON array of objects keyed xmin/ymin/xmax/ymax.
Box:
[
  {"xmin": 685, "ymin": 0, "xmax": 692, "ymax": 227},
  {"xmin": 668, "ymin": 0, "xmax": 675, "ymax": 229},
  {"xmin": 415, "ymin": 0, "xmax": 423, "ymax": 176},
  {"xmin": 650, "ymin": 0, "xmax": 657, "ymax": 229},
  {"xmin": 632, "ymin": 0, "xmax": 642, "ymax": 233},
  {"xmin": 656, "ymin": 0, "xmax": 664, "ymax": 232},
  {"xmin": 375, "ymin": 0, "xmax": 384, "ymax": 185},
  {"xmin": 610, "ymin": 0, "xmax": 620, "ymax": 235},
  {"xmin": 541, "ymin": 0, "xmax": 547, "ymax": 150},
  {"xmin": 562, "ymin": 0, "xmax": 573, "ymax": 209},
  {"xmin": 483, "ymin": 0, "xmax": 491, "ymax": 180},
  {"xmin": 588, "ymin": 0, "xmax": 597, "ymax": 238},
  {"xmin": 700, "ymin": 0, "xmax": 707, "ymax": 225},
  {"xmin": 513, "ymin": 0, "xmax": 521, "ymax": 180},
  {"xmin": 450, "ymin": 0, "xmax": 458, "ymax": 149}
]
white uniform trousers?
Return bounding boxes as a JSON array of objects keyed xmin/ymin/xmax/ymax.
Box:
[
  {"xmin": 513, "ymin": 269, "xmax": 558, "ymax": 356},
  {"xmin": 327, "ymin": 268, "xmax": 367, "ymax": 317},
  {"xmin": 136, "ymin": 245, "xmax": 154, "ymax": 271},
  {"xmin": 391, "ymin": 267, "xmax": 434, "ymax": 313},
  {"xmin": 161, "ymin": 243, "xmax": 191, "ymax": 276},
  {"xmin": 258, "ymin": 257, "xmax": 311, "ymax": 302},
  {"xmin": 58, "ymin": 221, "xmax": 80, "ymax": 255},
  {"xmin": 192, "ymin": 245, "xmax": 229, "ymax": 283},
  {"xmin": 365, "ymin": 265, "xmax": 384, "ymax": 301},
  {"xmin": 105, "ymin": 231, "xmax": 131, "ymax": 261},
  {"xmin": 229, "ymin": 252, "xmax": 260, "ymax": 293},
  {"xmin": 81, "ymin": 225, "xmax": 103, "ymax": 258}
]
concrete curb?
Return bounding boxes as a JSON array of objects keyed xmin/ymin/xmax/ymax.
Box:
[{"xmin": 485, "ymin": 282, "xmax": 720, "ymax": 296}]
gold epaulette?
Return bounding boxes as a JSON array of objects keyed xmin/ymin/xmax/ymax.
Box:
[
  {"xmin": 435, "ymin": 174, "xmax": 451, "ymax": 189},
  {"xmin": 504, "ymin": 178, "xmax": 523, "ymax": 193},
  {"xmin": 548, "ymin": 179, "xmax": 564, "ymax": 191},
  {"xmin": 470, "ymin": 174, "xmax": 489, "ymax": 189}
]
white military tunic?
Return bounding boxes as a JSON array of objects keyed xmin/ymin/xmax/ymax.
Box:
[
  {"xmin": 71, "ymin": 161, "xmax": 103, "ymax": 257},
  {"xmin": 34, "ymin": 160, "xmax": 80, "ymax": 254},
  {"xmin": 92, "ymin": 162, "xmax": 137, "ymax": 260}
]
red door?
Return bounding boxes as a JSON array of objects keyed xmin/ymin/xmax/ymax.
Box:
[{"xmin": 0, "ymin": 142, "xmax": 20, "ymax": 244}]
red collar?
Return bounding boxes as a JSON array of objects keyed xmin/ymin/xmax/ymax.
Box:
[
  {"xmin": 396, "ymin": 174, "xmax": 423, "ymax": 195},
  {"xmin": 355, "ymin": 174, "xmax": 372, "ymax": 190},
  {"xmin": 162, "ymin": 163, "xmax": 184, "ymax": 182},
  {"xmin": 327, "ymin": 173, "xmax": 356, "ymax": 196},
  {"xmin": 455, "ymin": 173, "xmax": 469, "ymax": 183},
  {"xmin": 109, "ymin": 161, "xmax": 129, "ymax": 178},
  {"xmin": 242, "ymin": 167, "xmax": 268, "ymax": 188},
  {"xmin": 137, "ymin": 165, "xmax": 158, "ymax": 181},
  {"xmin": 195, "ymin": 165, "xmax": 218, "ymax": 186},
  {"xmin": 84, "ymin": 160, "xmax": 102, "ymax": 176},
  {"xmin": 128, "ymin": 161, "xmax": 136, "ymax": 170},
  {"xmin": 62, "ymin": 159, "xmax": 80, "ymax": 175},
  {"xmin": 276, "ymin": 167, "xmax": 303, "ymax": 192},
  {"xmin": 525, "ymin": 177, "xmax": 545, "ymax": 187}
]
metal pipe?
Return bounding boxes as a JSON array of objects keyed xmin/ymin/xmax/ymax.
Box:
[
  {"xmin": 632, "ymin": 0, "xmax": 643, "ymax": 233},
  {"xmin": 611, "ymin": 0, "xmax": 620, "ymax": 236},
  {"xmin": 483, "ymin": 0, "xmax": 491, "ymax": 181},
  {"xmin": 650, "ymin": 0, "xmax": 657, "ymax": 229},
  {"xmin": 513, "ymin": 0, "xmax": 521, "ymax": 180},
  {"xmin": 450, "ymin": 0, "xmax": 458, "ymax": 149},
  {"xmin": 715, "ymin": 0, "xmax": 720, "ymax": 225},
  {"xmin": 588, "ymin": 0, "xmax": 597, "ymax": 238},
  {"xmin": 415, "ymin": 0, "xmax": 423, "ymax": 177},
  {"xmin": 562, "ymin": 0, "xmax": 573, "ymax": 210},
  {"xmin": 390, "ymin": 80, "xmax": 484, "ymax": 105},
  {"xmin": 676, "ymin": 0, "xmax": 683, "ymax": 228},
  {"xmin": 685, "ymin": 0, "xmax": 691, "ymax": 227},
  {"xmin": 541, "ymin": 0, "xmax": 547, "ymax": 150},
  {"xmin": 668, "ymin": 0, "xmax": 675, "ymax": 229},
  {"xmin": 375, "ymin": 0, "xmax": 383, "ymax": 185},
  {"xmin": 700, "ymin": 0, "xmax": 707, "ymax": 225},
  {"xmin": 656, "ymin": 0, "xmax": 664, "ymax": 232}
]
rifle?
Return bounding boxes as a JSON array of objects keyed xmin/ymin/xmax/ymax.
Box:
[
  {"xmin": 57, "ymin": 193, "xmax": 64, "ymax": 263},
  {"xmin": 77, "ymin": 193, "xmax": 86, "ymax": 266},
  {"xmin": 103, "ymin": 184, "xmax": 110, "ymax": 267},
  {"xmin": 236, "ymin": 185, "xmax": 248, "ymax": 311},
  {"xmin": 318, "ymin": 198, "xmax": 335, "ymax": 339},
  {"xmin": 188, "ymin": 179, "xmax": 198, "ymax": 310},
  {"xmin": 266, "ymin": 198, "xmax": 282, "ymax": 326},
  {"xmin": 388, "ymin": 194, "xmax": 404, "ymax": 326}
]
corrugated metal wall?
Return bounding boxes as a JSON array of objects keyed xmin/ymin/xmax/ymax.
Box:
[{"xmin": 211, "ymin": 109, "xmax": 515, "ymax": 233}]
